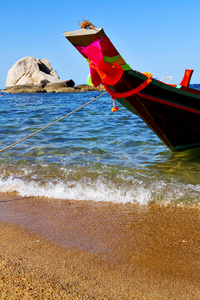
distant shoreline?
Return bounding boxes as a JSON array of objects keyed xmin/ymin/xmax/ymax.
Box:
[{"xmin": 1, "ymin": 84, "xmax": 105, "ymax": 94}]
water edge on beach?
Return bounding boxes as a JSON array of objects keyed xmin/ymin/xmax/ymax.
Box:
[{"xmin": 0, "ymin": 191, "xmax": 199, "ymax": 299}]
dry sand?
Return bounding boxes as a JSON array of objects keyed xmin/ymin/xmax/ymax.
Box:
[{"xmin": 0, "ymin": 192, "xmax": 199, "ymax": 299}]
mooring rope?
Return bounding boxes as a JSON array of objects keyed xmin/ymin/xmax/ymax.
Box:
[{"xmin": 0, "ymin": 91, "xmax": 107, "ymax": 153}]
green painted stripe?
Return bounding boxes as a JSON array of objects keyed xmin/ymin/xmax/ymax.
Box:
[
  {"xmin": 103, "ymin": 55, "xmax": 131, "ymax": 71},
  {"xmin": 87, "ymin": 57, "xmax": 131, "ymax": 71},
  {"xmin": 116, "ymin": 98, "xmax": 138, "ymax": 115},
  {"xmin": 103, "ymin": 55, "xmax": 121, "ymax": 62},
  {"xmin": 171, "ymin": 142, "xmax": 200, "ymax": 151},
  {"xmin": 126, "ymin": 69, "xmax": 200, "ymax": 99},
  {"xmin": 121, "ymin": 64, "xmax": 132, "ymax": 71}
]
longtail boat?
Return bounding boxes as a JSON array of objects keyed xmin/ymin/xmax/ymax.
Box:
[{"xmin": 63, "ymin": 27, "xmax": 200, "ymax": 152}]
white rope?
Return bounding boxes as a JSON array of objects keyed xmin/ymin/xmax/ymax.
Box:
[
  {"xmin": 160, "ymin": 76, "xmax": 173, "ymax": 84},
  {"xmin": 0, "ymin": 91, "xmax": 107, "ymax": 153}
]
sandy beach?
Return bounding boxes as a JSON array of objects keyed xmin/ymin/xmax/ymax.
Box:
[{"xmin": 0, "ymin": 192, "xmax": 199, "ymax": 299}]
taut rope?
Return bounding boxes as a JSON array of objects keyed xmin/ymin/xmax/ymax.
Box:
[{"xmin": 0, "ymin": 91, "xmax": 107, "ymax": 153}]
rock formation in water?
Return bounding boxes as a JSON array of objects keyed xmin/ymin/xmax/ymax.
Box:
[
  {"xmin": 4, "ymin": 56, "xmax": 76, "ymax": 93},
  {"xmin": 2, "ymin": 56, "xmax": 105, "ymax": 93}
]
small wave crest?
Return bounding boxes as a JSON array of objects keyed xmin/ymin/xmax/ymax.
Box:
[{"xmin": 0, "ymin": 174, "xmax": 199, "ymax": 206}]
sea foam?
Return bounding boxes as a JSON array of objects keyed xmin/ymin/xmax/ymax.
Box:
[{"xmin": 0, "ymin": 174, "xmax": 199, "ymax": 206}]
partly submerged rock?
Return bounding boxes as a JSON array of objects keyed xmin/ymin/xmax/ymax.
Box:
[
  {"xmin": 76, "ymin": 84, "xmax": 105, "ymax": 91},
  {"xmin": 3, "ymin": 85, "xmax": 45, "ymax": 93},
  {"xmin": 3, "ymin": 56, "xmax": 106, "ymax": 93},
  {"xmin": 6, "ymin": 57, "xmax": 61, "ymax": 88},
  {"xmin": 5, "ymin": 56, "xmax": 75, "ymax": 93},
  {"xmin": 44, "ymin": 80, "xmax": 75, "ymax": 92}
]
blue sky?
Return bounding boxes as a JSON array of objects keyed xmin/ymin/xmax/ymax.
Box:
[{"xmin": 1, "ymin": 0, "xmax": 200, "ymax": 88}]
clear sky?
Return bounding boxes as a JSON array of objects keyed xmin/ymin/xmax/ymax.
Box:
[{"xmin": 1, "ymin": 0, "xmax": 200, "ymax": 88}]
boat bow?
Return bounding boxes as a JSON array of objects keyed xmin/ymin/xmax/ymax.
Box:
[{"xmin": 64, "ymin": 28, "xmax": 200, "ymax": 152}]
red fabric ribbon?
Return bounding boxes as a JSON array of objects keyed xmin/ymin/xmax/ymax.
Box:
[
  {"xmin": 89, "ymin": 59, "xmax": 123, "ymax": 87},
  {"xmin": 76, "ymin": 39, "xmax": 123, "ymax": 87}
]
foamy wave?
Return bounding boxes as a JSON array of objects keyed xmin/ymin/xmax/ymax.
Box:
[
  {"xmin": 0, "ymin": 175, "xmax": 199, "ymax": 206},
  {"xmin": 0, "ymin": 175, "xmax": 151, "ymax": 205}
]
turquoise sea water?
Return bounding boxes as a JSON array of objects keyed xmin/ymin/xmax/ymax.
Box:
[{"xmin": 0, "ymin": 89, "xmax": 200, "ymax": 206}]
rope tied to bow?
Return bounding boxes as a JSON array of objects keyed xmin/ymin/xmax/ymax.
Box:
[{"xmin": 0, "ymin": 92, "xmax": 107, "ymax": 153}]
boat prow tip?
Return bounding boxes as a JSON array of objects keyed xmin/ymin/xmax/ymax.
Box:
[{"xmin": 63, "ymin": 28, "xmax": 103, "ymax": 38}]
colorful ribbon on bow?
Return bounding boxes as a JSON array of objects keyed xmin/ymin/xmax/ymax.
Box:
[{"xmin": 75, "ymin": 38, "xmax": 124, "ymax": 87}]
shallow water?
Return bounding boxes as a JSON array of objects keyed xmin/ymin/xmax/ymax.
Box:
[{"xmin": 0, "ymin": 89, "xmax": 200, "ymax": 206}]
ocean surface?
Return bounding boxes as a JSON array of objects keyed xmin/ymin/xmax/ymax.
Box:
[{"xmin": 1, "ymin": 87, "xmax": 200, "ymax": 206}]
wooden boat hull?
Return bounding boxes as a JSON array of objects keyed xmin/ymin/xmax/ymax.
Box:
[{"xmin": 64, "ymin": 28, "xmax": 200, "ymax": 152}]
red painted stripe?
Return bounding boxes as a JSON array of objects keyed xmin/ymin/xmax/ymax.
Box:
[{"xmin": 137, "ymin": 92, "xmax": 200, "ymax": 115}]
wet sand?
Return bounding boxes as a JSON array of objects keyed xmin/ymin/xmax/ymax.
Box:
[{"xmin": 0, "ymin": 192, "xmax": 199, "ymax": 299}]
